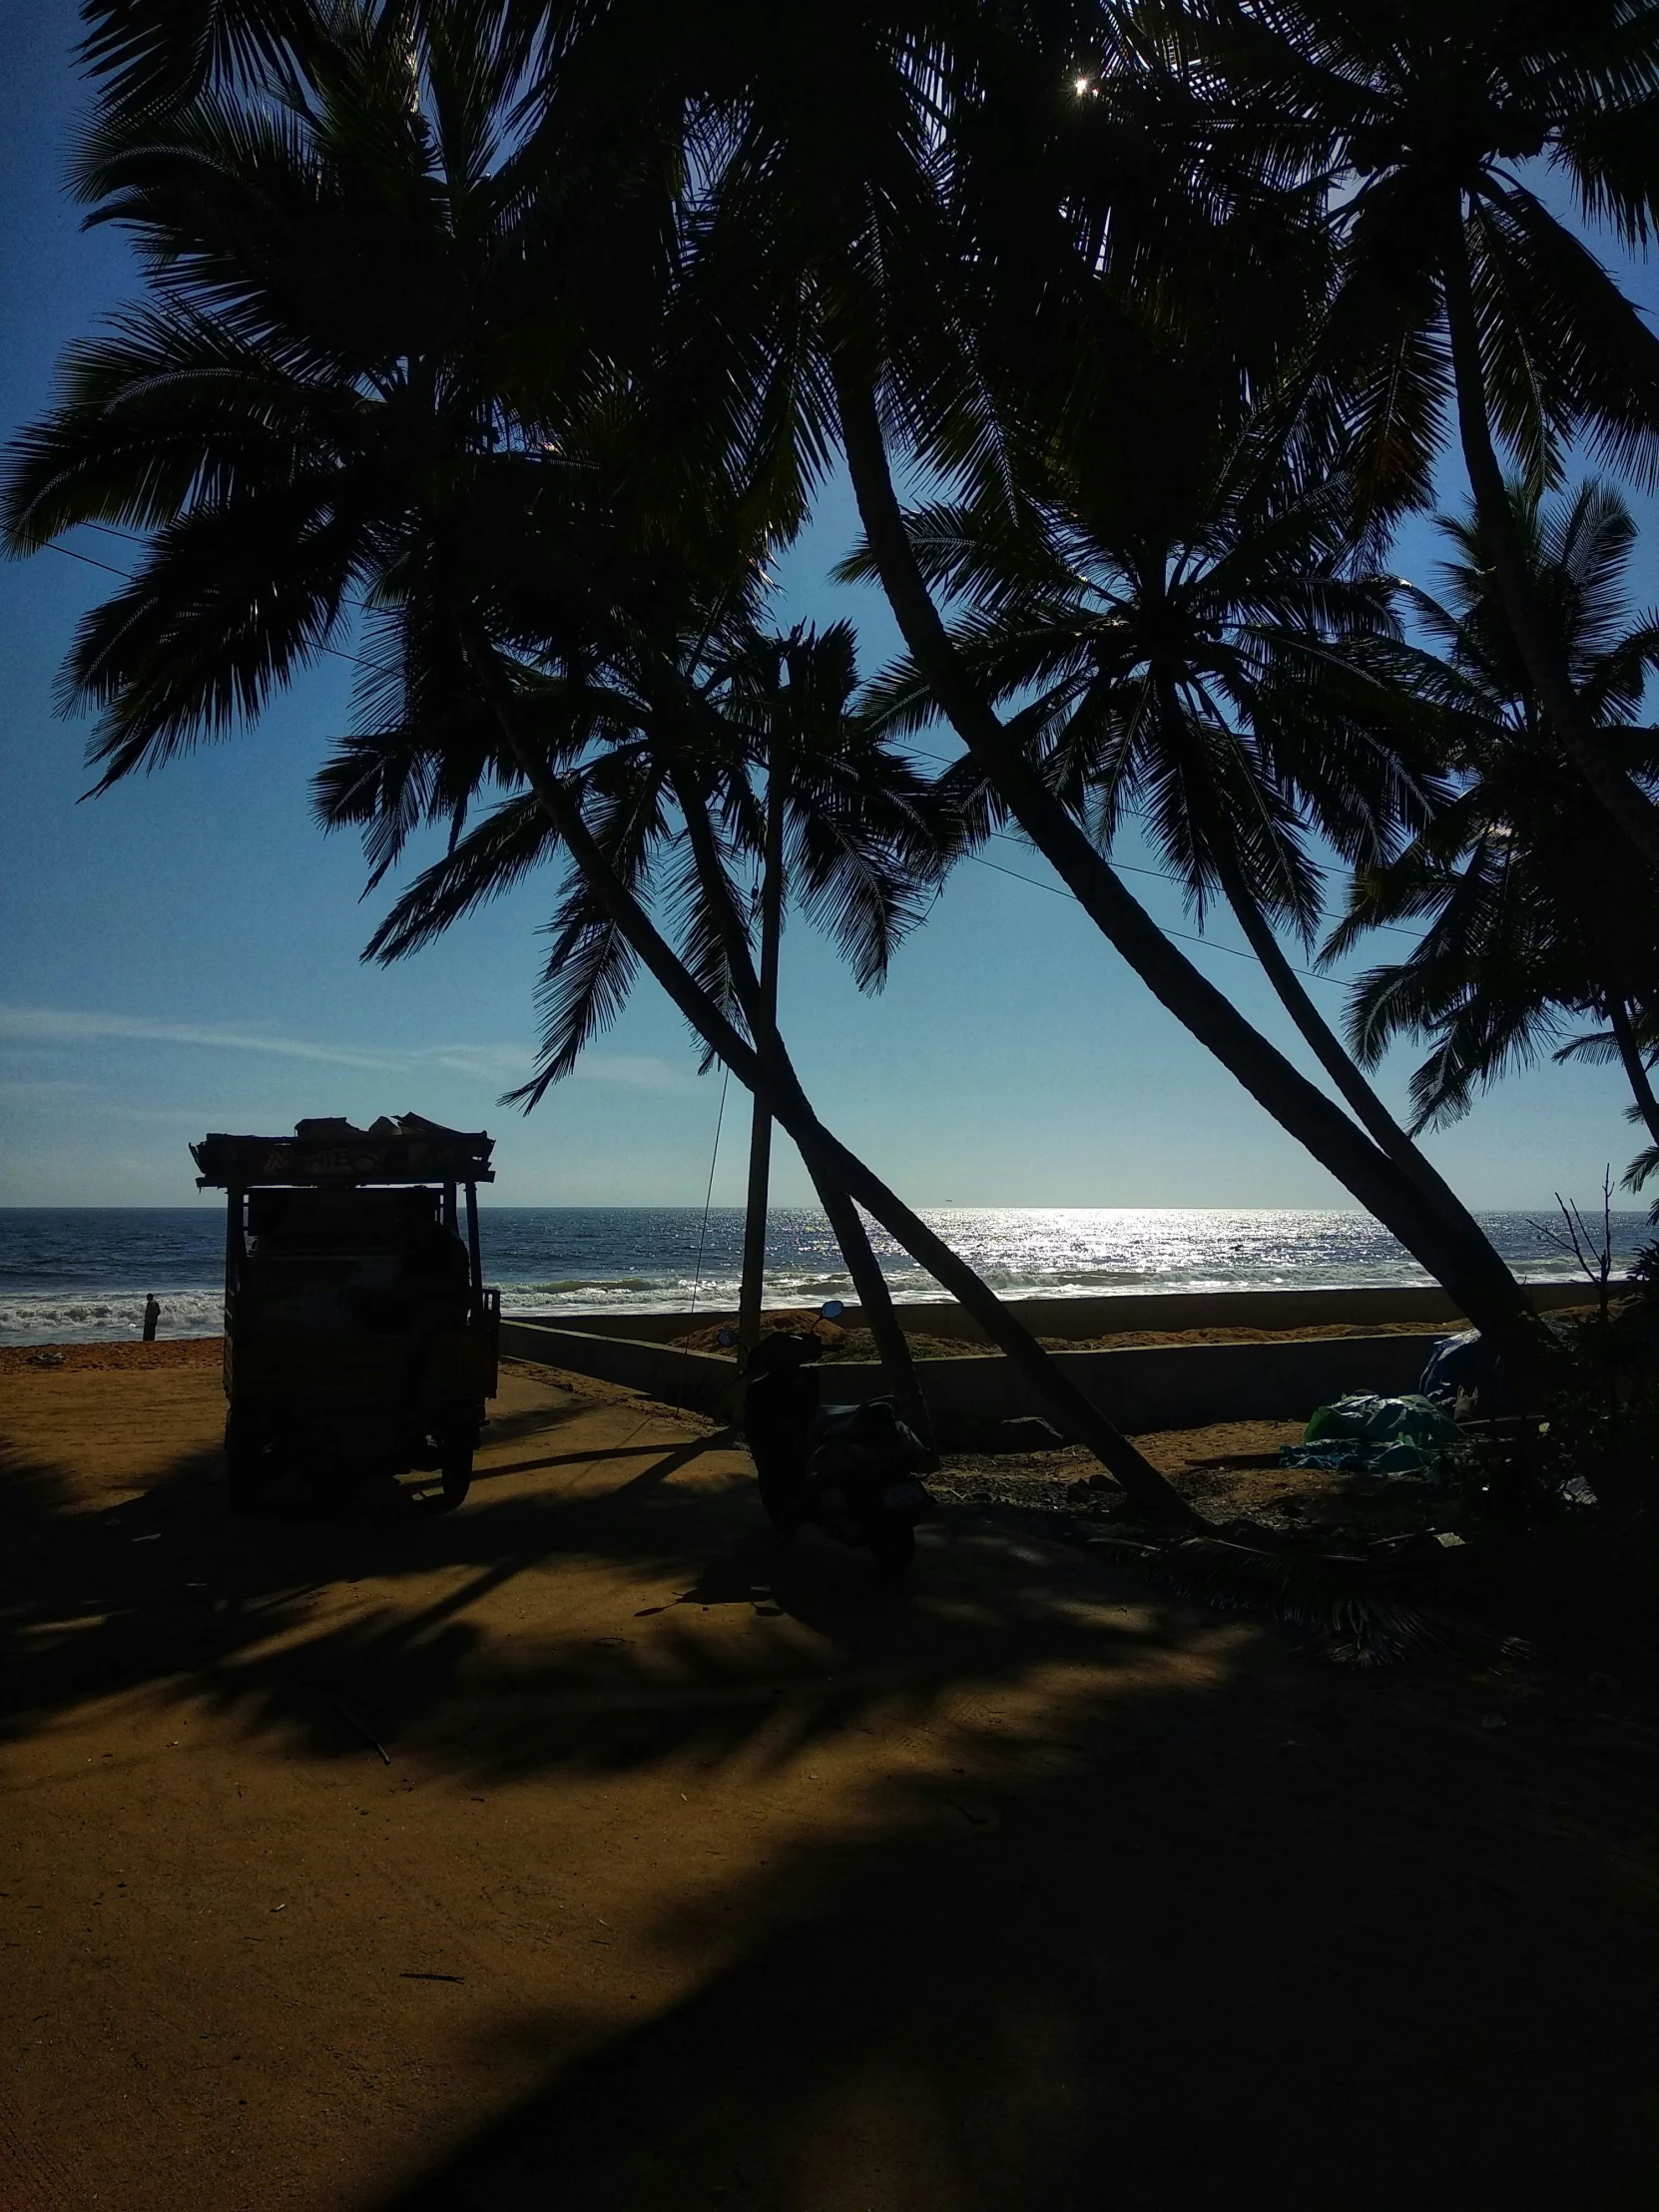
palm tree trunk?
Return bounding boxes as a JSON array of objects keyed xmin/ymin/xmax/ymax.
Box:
[
  {"xmin": 1440, "ymin": 211, "xmax": 1659, "ymax": 870},
  {"xmin": 695, "ymin": 760, "xmax": 937, "ymax": 1446},
  {"xmin": 501, "ymin": 709, "xmax": 1184, "ymax": 1513},
  {"xmin": 831, "ymin": 361, "xmax": 1543, "ymax": 1362},
  {"xmin": 1610, "ymin": 997, "xmax": 1659, "ymax": 1148},
  {"xmin": 1211, "ymin": 849, "xmax": 1505, "ymax": 1258},
  {"xmin": 737, "ymin": 746, "xmax": 785, "ymax": 1352},
  {"xmin": 811, "ymin": 1177, "xmax": 938, "ymax": 1454},
  {"xmin": 739, "ymin": 1085, "xmax": 775, "ymax": 1335}
]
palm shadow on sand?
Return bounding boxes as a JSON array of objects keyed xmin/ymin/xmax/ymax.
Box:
[{"xmin": 3, "ymin": 1391, "xmax": 1657, "ymax": 2207}]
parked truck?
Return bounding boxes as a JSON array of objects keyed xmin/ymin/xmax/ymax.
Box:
[{"xmin": 192, "ymin": 1116, "xmax": 500, "ymax": 1512}]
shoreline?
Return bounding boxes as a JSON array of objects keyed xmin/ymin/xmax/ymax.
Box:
[
  {"xmin": 3, "ymin": 1268, "xmax": 1606, "ymax": 1371},
  {"xmin": 0, "ymin": 1270, "xmax": 1605, "ymax": 1355},
  {"xmin": 1, "ymin": 1317, "xmax": 1453, "ymax": 1377}
]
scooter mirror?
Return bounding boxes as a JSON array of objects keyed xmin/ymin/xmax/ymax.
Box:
[
  {"xmin": 716, "ymin": 1328, "xmax": 738, "ymax": 1348},
  {"xmin": 819, "ymin": 1300, "xmax": 845, "ymax": 1321}
]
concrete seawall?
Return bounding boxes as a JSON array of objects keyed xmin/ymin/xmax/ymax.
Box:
[
  {"xmin": 506, "ymin": 1278, "xmax": 1596, "ymax": 1349},
  {"xmin": 502, "ymin": 1323, "xmax": 742, "ymax": 1420},
  {"xmin": 496, "ymin": 1278, "xmax": 1585, "ymax": 1440}
]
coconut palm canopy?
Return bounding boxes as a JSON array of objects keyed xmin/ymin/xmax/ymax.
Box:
[
  {"xmin": 841, "ymin": 393, "xmax": 1437, "ymax": 938},
  {"xmin": 1110, "ymin": 0, "xmax": 1659, "ymax": 861},
  {"xmin": 319, "ymin": 616, "xmax": 947, "ymax": 1103},
  {"xmin": 1330, "ymin": 480, "xmax": 1659, "ymax": 1145},
  {"xmin": 4, "ymin": 6, "xmax": 945, "ymax": 1070}
]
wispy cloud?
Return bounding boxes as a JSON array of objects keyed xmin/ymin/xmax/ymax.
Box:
[
  {"xmin": 0, "ymin": 1078, "xmax": 90, "ymax": 1101},
  {"xmin": 0, "ymin": 1008, "xmax": 704, "ymax": 1096},
  {"xmin": 412, "ymin": 1042, "xmax": 532, "ymax": 1086},
  {"xmin": 568, "ymin": 1053, "xmax": 702, "ymax": 1094},
  {"xmin": 410, "ymin": 1044, "xmax": 702, "ymax": 1093},
  {"xmin": 0, "ymin": 1004, "xmax": 403, "ymax": 1072}
]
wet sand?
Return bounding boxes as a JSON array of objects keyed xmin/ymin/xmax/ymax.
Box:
[
  {"xmin": 0, "ymin": 1337, "xmax": 228, "ymax": 1376},
  {"xmin": 2, "ymin": 1346, "xmax": 1655, "ymax": 2210}
]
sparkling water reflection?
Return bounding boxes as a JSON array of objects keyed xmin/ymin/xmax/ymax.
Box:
[{"xmin": 0, "ymin": 1204, "xmax": 1646, "ymax": 1342}]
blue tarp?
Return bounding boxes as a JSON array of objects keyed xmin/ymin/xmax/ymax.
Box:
[{"xmin": 1279, "ymin": 1391, "xmax": 1459, "ymax": 1479}]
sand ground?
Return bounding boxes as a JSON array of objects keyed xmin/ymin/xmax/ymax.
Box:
[
  {"xmin": 671, "ymin": 1313, "xmax": 1449, "ymax": 1359},
  {"xmin": 3, "ymin": 1346, "xmax": 1656, "ymax": 2211}
]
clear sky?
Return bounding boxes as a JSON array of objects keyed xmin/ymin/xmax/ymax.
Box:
[{"xmin": 1, "ymin": 4, "xmax": 1651, "ymax": 1215}]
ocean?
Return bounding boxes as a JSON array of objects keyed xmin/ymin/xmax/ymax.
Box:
[{"xmin": 0, "ymin": 1205, "xmax": 1648, "ymax": 1344}]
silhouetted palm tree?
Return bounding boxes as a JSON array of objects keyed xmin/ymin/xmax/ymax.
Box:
[
  {"xmin": 844, "ymin": 387, "xmax": 1532, "ymax": 1299},
  {"xmin": 831, "ymin": 367, "xmax": 1540, "ymax": 1346},
  {"xmin": 1329, "ymin": 480, "xmax": 1659, "ymax": 1165},
  {"xmin": 580, "ymin": 1, "xmax": 1547, "ymax": 1352},
  {"xmin": 1115, "ymin": 0, "xmax": 1659, "ymax": 865},
  {"xmin": 322, "ymin": 611, "xmax": 950, "ymax": 1434}
]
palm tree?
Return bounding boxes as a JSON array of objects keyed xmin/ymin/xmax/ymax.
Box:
[
  {"xmin": 642, "ymin": 0, "xmax": 1637, "ymax": 1357},
  {"xmin": 710, "ymin": 626, "xmax": 923, "ymax": 1364},
  {"xmin": 323, "ymin": 611, "xmax": 953, "ymax": 1442},
  {"xmin": 4, "ymin": 2, "xmax": 1190, "ymax": 1511},
  {"xmin": 830, "ymin": 365, "xmax": 1543, "ymax": 1353},
  {"xmin": 844, "ymin": 385, "xmax": 1533, "ymax": 1302},
  {"xmin": 518, "ymin": 0, "xmax": 1551, "ymax": 1352},
  {"xmin": 1328, "ymin": 480, "xmax": 1659, "ymax": 1160},
  {"xmin": 1114, "ymin": 0, "xmax": 1659, "ymax": 867}
]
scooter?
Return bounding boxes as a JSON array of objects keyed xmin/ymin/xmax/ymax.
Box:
[{"xmin": 732, "ymin": 1303, "xmax": 936, "ymax": 1575}]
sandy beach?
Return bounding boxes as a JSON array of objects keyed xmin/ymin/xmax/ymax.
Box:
[
  {"xmin": 670, "ymin": 1313, "xmax": 1456, "ymax": 1359},
  {"xmin": 3, "ymin": 1342, "xmax": 1656, "ymax": 2210}
]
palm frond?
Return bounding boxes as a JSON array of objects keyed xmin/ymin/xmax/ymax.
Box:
[
  {"xmin": 358, "ymin": 792, "xmax": 557, "ymax": 958},
  {"xmin": 505, "ymin": 888, "xmax": 641, "ymax": 1111},
  {"xmin": 1476, "ymin": 179, "xmax": 1659, "ymax": 491},
  {"xmin": 77, "ymin": 0, "xmax": 327, "ymax": 116}
]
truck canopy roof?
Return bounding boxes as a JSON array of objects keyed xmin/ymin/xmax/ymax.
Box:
[{"xmin": 192, "ymin": 1115, "xmax": 494, "ymax": 1189}]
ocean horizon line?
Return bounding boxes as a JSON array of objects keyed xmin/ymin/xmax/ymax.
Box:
[
  {"xmin": 2, "ymin": 1201, "xmax": 1646, "ymax": 1345},
  {"xmin": 1, "ymin": 1200, "xmax": 1647, "ymax": 1217}
]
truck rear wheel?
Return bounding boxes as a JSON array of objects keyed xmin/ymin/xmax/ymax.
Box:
[
  {"xmin": 435, "ymin": 1443, "xmax": 472, "ymax": 1512},
  {"xmin": 867, "ymin": 1521, "xmax": 915, "ymax": 1578},
  {"xmin": 225, "ymin": 1417, "xmax": 268, "ymax": 1514},
  {"xmin": 756, "ymin": 1467, "xmax": 802, "ymax": 1534}
]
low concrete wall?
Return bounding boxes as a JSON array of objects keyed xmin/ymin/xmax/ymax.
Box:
[
  {"xmin": 500, "ymin": 1316, "xmax": 1446, "ymax": 1442},
  {"xmin": 502, "ymin": 1322, "xmax": 740, "ymax": 1417},
  {"xmin": 516, "ymin": 1278, "xmax": 1596, "ymax": 1349}
]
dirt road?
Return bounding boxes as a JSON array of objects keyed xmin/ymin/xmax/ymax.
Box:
[{"xmin": 2, "ymin": 1350, "xmax": 1655, "ymax": 2209}]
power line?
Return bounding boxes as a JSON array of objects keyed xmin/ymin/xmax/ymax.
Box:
[
  {"xmin": 686, "ymin": 1063, "xmax": 731, "ymax": 1320},
  {"xmin": 901, "ymin": 737, "xmax": 1427, "ymax": 943},
  {"xmin": 41, "ymin": 540, "xmax": 135, "ymax": 581},
  {"xmin": 43, "ymin": 530, "xmax": 367, "ymax": 674},
  {"xmin": 965, "ymin": 849, "xmax": 1347, "ymax": 988},
  {"xmin": 984, "ymin": 827, "xmax": 1427, "ymax": 945}
]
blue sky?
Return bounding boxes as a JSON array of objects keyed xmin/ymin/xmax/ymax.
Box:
[{"xmin": 0, "ymin": 4, "xmax": 1651, "ymax": 1214}]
